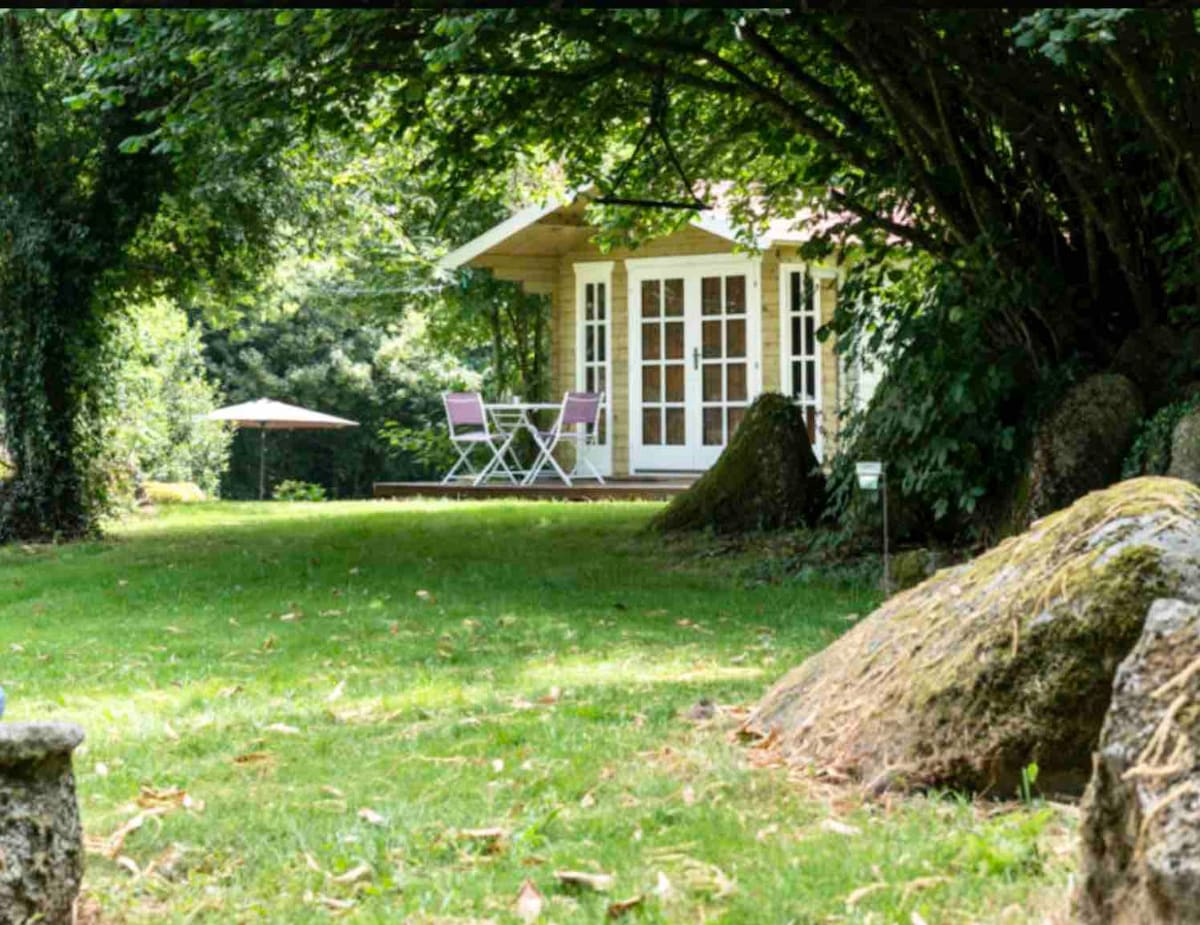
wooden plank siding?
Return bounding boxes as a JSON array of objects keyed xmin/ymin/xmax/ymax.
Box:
[{"xmin": 477, "ymin": 225, "xmax": 844, "ymax": 478}]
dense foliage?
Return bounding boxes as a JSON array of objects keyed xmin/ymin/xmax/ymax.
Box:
[
  {"xmin": 6, "ymin": 9, "xmax": 1200, "ymax": 538},
  {"xmin": 102, "ymin": 300, "xmax": 231, "ymax": 500},
  {"xmin": 204, "ymin": 306, "xmax": 477, "ymax": 498}
]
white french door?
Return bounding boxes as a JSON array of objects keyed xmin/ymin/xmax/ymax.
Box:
[{"xmin": 628, "ymin": 255, "xmax": 761, "ymax": 472}]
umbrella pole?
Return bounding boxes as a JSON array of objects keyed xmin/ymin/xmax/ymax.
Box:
[{"xmin": 258, "ymin": 428, "xmax": 266, "ymax": 500}]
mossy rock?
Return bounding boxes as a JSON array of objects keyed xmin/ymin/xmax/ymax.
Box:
[
  {"xmin": 1023, "ymin": 373, "xmax": 1144, "ymax": 525},
  {"xmin": 1167, "ymin": 408, "xmax": 1200, "ymax": 484},
  {"xmin": 1078, "ymin": 598, "xmax": 1200, "ymax": 925},
  {"xmin": 745, "ymin": 477, "xmax": 1200, "ymax": 795},
  {"xmin": 650, "ymin": 393, "xmax": 825, "ymax": 534}
]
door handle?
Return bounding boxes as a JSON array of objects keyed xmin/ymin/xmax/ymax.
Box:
[{"xmin": 692, "ymin": 347, "xmax": 699, "ymax": 370}]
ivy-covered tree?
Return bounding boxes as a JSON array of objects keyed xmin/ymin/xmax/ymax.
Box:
[{"xmin": 0, "ymin": 9, "xmax": 301, "ymax": 539}]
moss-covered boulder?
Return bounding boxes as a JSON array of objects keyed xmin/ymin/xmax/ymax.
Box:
[
  {"xmin": 1024, "ymin": 373, "xmax": 1144, "ymax": 523},
  {"xmin": 650, "ymin": 393, "xmax": 824, "ymax": 534},
  {"xmin": 1168, "ymin": 408, "xmax": 1200, "ymax": 484},
  {"xmin": 1078, "ymin": 598, "xmax": 1200, "ymax": 925},
  {"xmin": 745, "ymin": 477, "xmax": 1200, "ymax": 795}
]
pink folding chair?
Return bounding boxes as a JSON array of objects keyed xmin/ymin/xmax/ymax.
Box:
[
  {"xmin": 441, "ymin": 392, "xmax": 517, "ymax": 486},
  {"xmin": 523, "ymin": 391, "xmax": 606, "ymax": 486}
]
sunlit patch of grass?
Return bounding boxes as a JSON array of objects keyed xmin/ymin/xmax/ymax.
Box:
[{"xmin": 0, "ymin": 500, "xmax": 1073, "ymax": 923}]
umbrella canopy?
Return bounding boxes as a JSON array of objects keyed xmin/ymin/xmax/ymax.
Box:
[
  {"xmin": 205, "ymin": 398, "xmax": 358, "ymax": 431},
  {"xmin": 205, "ymin": 398, "xmax": 358, "ymax": 499}
]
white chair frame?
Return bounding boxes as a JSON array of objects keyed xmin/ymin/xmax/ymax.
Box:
[
  {"xmin": 441, "ymin": 393, "xmax": 518, "ymax": 486},
  {"xmin": 523, "ymin": 392, "xmax": 607, "ymax": 487}
]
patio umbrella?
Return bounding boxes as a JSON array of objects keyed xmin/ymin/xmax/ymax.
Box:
[{"xmin": 205, "ymin": 398, "xmax": 359, "ymax": 500}]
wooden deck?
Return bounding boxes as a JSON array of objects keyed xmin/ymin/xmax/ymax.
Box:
[{"xmin": 373, "ymin": 478, "xmax": 694, "ymax": 502}]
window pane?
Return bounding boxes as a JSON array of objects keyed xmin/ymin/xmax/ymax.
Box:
[
  {"xmin": 702, "ymin": 320, "xmax": 722, "ymax": 358},
  {"xmin": 642, "ymin": 323, "xmax": 660, "ymax": 360},
  {"xmin": 806, "ymin": 362, "xmax": 816, "ymax": 400},
  {"xmin": 727, "ymin": 363, "xmax": 747, "ymax": 401},
  {"xmin": 805, "ymin": 406, "xmax": 817, "ymax": 442},
  {"xmin": 726, "ymin": 319, "xmax": 746, "ymax": 358},
  {"xmin": 597, "ymin": 367, "xmax": 606, "ymax": 395},
  {"xmin": 597, "ymin": 283, "xmax": 606, "ymax": 320},
  {"xmin": 728, "ymin": 406, "xmax": 746, "ymax": 437},
  {"xmin": 597, "ymin": 325, "xmax": 606, "ymax": 362},
  {"xmin": 792, "ymin": 362, "xmax": 804, "ymax": 398},
  {"xmin": 703, "ymin": 408, "xmax": 723, "ymax": 445},
  {"xmin": 643, "ymin": 408, "xmax": 662, "ymax": 445},
  {"xmin": 790, "ymin": 270, "xmax": 801, "ymax": 314},
  {"xmin": 666, "ymin": 408, "xmax": 686, "ymax": 445},
  {"xmin": 585, "ymin": 326, "xmax": 595, "ymax": 363},
  {"xmin": 703, "ymin": 364, "xmax": 722, "ymax": 402},
  {"xmin": 664, "ymin": 321, "xmax": 684, "ymax": 360},
  {"xmin": 804, "ymin": 270, "xmax": 815, "ymax": 313},
  {"xmin": 664, "ymin": 278, "xmax": 684, "ymax": 317},
  {"xmin": 725, "ymin": 275, "xmax": 746, "ymax": 313},
  {"xmin": 665, "ymin": 364, "xmax": 685, "ymax": 402},
  {"xmin": 642, "ymin": 365, "xmax": 661, "ymax": 402},
  {"xmin": 701, "ymin": 276, "xmax": 721, "ymax": 315},
  {"xmin": 791, "ymin": 317, "xmax": 802, "ymax": 358},
  {"xmin": 642, "ymin": 280, "xmax": 660, "ymax": 318},
  {"xmin": 586, "ymin": 368, "xmax": 595, "ymax": 392},
  {"xmin": 805, "ymin": 317, "xmax": 815, "ymax": 355}
]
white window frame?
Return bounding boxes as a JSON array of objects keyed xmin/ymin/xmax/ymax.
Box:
[
  {"xmin": 778, "ymin": 263, "xmax": 837, "ymax": 460},
  {"xmin": 573, "ymin": 261, "xmax": 614, "ymax": 476}
]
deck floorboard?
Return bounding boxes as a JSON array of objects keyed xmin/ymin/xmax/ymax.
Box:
[{"xmin": 373, "ymin": 480, "xmax": 693, "ymax": 502}]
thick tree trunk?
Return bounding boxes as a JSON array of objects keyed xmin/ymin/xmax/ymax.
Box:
[{"xmin": 0, "ymin": 278, "xmax": 96, "ymax": 542}]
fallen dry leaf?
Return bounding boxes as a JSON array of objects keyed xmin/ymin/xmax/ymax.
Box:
[
  {"xmin": 163, "ymin": 721, "xmax": 180, "ymax": 742},
  {"xmin": 303, "ymin": 852, "xmax": 323, "ymax": 874},
  {"xmin": 652, "ymin": 871, "xmax": 674, "ymax": 901},
  {"xmin": 457, "ymin": 827, "xmax": 507, "ymax": 843},
  {"xmin": 579, "ymin": 791, "xmax": 596, "ymax": 809},
  {"xmin": 537, "ymin": 686, "xmax": 562, "ymax": 705},
  {"xmin": 330, "ymin": 863, "xmax": 372, "ymax": 885},
  {"xmin": 358, "ymin": 807, "xmax": 386, "ymax": 826},
  {"xmin": 681, "ymin": 785, "xmax": 697, "ymax": 806},
  {"xmin": 232, "ymin": 751, "xmax": 275, "ymax": 767},
  {"xmin": 820, "ymin": 818, "xmax": 862, "ymax": 837},
  {"xmin": 554, "ymin": 869, "xmax": 614, "ymax": 892},
  {"xmin": 265, "ymin": 722, "xmax": 301, "ymax": 736},
  {"xmin": 217, "ymin": 685, "xmax": 242, "ymax": 699},
  {"xmin": 515, "ymin": 878, "xmax": 544, "ymax": 923},
  {"xmin": 845, "ymin": 882, "xmax": 888, "ymax": 907},
  {"xmin": 115, "ymin": 855, "xmax": 141, "ymax": 878},
  {"xmin": 606, "ymin": 894, "xmax": 644, "ymax": 919},
  {"xmin": 321, "ymin": 784, "xmax": 345, "ymax": 798},
  {"xmin": 317, "ymin": 895, "xmax": 355, "ymax": 911},
  {"xmin": 326, "ymin": 680, "xmax": 346, "ymax": 703},
  {"xmin": 279, "ymin": 611, "xmax": 302, "ymax": 622}
]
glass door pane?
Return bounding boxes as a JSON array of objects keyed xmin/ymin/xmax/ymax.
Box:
[
  {"xmin": 699, "ymin": 274, "xmax": 750, "ymax": 446},
  {"xmin": 639, "ymin": 278, "xmax": 687, "ymax": 448}
]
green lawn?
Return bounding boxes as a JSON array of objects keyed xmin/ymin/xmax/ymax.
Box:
[{"xmin": 0, "ymin": 501, "xmax": 1072, "ymax": 924}]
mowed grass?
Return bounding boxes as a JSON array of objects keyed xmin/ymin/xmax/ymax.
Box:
[{"xmin": 0, "ymin": 501, "xmax": 1072, "ymax": 924}]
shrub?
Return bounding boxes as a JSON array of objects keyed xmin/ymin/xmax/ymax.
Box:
[
  {"xmin": 273, "ymin": 479, "xmax": 327, "ymax": 502},
  {"xmin": 142, "ymin": 481, "xmax": 206, "ymax": 504}
]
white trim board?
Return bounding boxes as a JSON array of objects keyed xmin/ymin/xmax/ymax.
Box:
[{"xmin": 439, "ymin": 194, "xmax": 821, "ymax": 271}]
